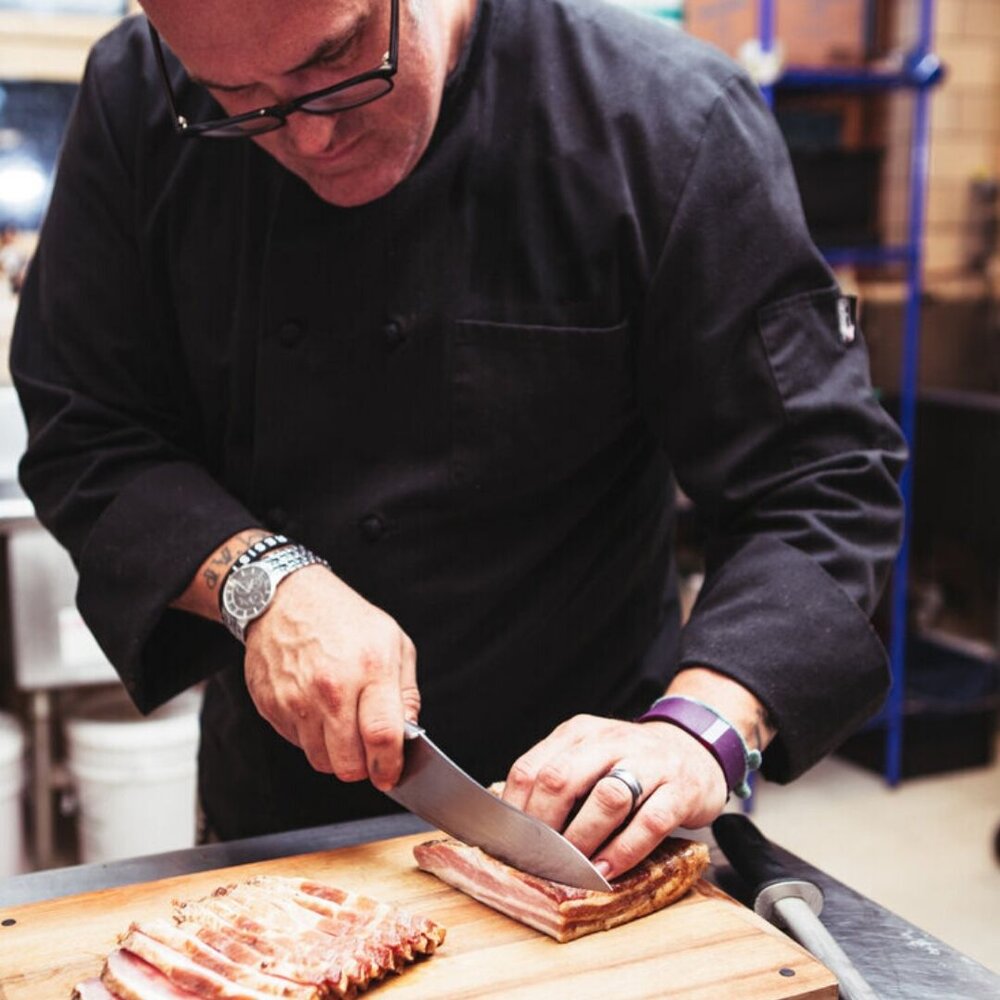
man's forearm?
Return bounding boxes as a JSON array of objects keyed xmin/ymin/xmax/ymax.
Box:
[
  {"xmin": 665, "ymin": 666, "xmax": 776, "ymax": 754},
  {"xmin": 170, "ymin": 527, "xmax": 272, "ymax": 621}
]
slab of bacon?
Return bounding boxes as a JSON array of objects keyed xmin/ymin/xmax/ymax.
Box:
[
  {"xmin": 413, "ymin": 836, "xmax": 709, "ymax": 943},
  {"xmin": 71, "ymin": 875, "xmax": 445, "ymax": 999}
]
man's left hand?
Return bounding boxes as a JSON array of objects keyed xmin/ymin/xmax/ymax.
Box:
[{"xmin": 501, "ymin": 714, "xmax": 728, "ymax": 880}]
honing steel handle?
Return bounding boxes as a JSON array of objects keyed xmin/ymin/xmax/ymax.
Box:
[{"xmin": 712, "ymin": 813, "xmax": 802, "ymax": 896}]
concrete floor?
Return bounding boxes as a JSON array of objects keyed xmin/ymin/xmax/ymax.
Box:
[{"xmin": 743, "ymin": 737, "xmax": 1000, "ymax": 975}]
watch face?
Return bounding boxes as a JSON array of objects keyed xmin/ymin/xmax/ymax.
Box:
[{"xmin": 222, "ymin": 564, "xmax": 274, "ymax": 621}]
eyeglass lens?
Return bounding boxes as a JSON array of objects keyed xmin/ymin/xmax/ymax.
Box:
[{"xmin": 201, "ymin": 76, "xmax": 394, "ymax": 137}]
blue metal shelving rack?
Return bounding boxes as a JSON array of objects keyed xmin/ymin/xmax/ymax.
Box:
[{"xmin": 755, "ymin": 0, "xmax": 944, "ymax": 785}]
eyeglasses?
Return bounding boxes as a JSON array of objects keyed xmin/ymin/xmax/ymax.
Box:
[{"xmin": 148, "ymin": 0, "xmax": 399, "ymax": 139}]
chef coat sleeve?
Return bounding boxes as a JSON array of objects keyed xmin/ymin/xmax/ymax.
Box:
[
  {"xmin": 9, "ymin": 40, "xmax": 258, "ymax": 712},
  {"xmin": 638, "ymin": 73, "xmax": 907, "ymax": 782}
]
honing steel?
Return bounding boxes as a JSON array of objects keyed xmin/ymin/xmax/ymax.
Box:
[{"xmin": 713, "ymin": 813, "xmax": 880, "ymax": 1000}]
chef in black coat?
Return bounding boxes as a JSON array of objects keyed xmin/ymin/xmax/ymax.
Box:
[{"xmin": 11, "ymin": 0, "xmax": 905, "ymax": 878}]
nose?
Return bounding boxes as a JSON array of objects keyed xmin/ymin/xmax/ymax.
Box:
[{"xmin": 281, "ymin": 110, "xmax": 339, "ymax": 156}]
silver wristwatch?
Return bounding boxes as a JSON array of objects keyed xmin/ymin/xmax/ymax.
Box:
[{"xmin": 220, "ymin": 544, "xmax": 327, "ymax": 643}]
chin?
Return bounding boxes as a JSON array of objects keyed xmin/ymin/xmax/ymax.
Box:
[{"xmin": 296, "ymin": 160, "xmax": 412, "ymax": 208}]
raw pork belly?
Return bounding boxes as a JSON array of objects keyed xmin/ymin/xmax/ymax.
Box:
[
  {"xmin": 71, "ymin": 875, "xmax": 445, "ymax": 999},
  {"xmin": 413, "ymin": 837, "xmax": 709, "ymax": 943}
]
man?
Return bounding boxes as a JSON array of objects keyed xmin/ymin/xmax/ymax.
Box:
[{"xmin": 11, "ymin": 0, "xmax": 905, "ymax": 880}]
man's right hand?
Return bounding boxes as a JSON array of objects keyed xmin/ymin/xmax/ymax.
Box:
[
  {"xmin": 241, "ymin": 564, "xmax": 420, "ymax": 791},
  {"xmin": 170, "ymin": 530, "xmax": 420, "ymax": 790}
]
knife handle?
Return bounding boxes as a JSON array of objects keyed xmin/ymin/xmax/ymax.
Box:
[{"xmin": 712, "ymin": 813, "xmax": 815, "ymax": 897}]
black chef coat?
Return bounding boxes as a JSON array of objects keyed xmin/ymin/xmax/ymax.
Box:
[{"xmin": 11, "ymin": 0, "xmax": 906, "ymax": 838}]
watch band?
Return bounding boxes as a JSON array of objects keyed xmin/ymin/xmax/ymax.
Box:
[
  {"xmin": 254, "ymin": 543, "xmax": 324, "ymax": 577},
  {"xmin": 220, "ymin": 543, "xmax": 329, "ymax": 643},
  {"xmin": 636, "ymin": 695, "xmax": 762, "ymax": 800}
]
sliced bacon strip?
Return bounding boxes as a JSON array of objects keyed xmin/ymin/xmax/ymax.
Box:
[
  {"xmin": 117, "ymin": 930, "xmax": 284, "ymax": 1000},
  {"xmin": 175, "ymin": 887, "xmax": 374, "ymax": 993},
  {"xmin": 126, "ymin": 920, "xmax": 319, "ymax": 999},
  {"xmin": 100, "ymin": 948, "xmax": 202, "ymax": 1000},
  {"xmin": 413, "ymin": 836, "xmax": 710, "ymax": 943},
  {"xmin": 174, "ymin": 894, "xmax": 353, "ymax": 987},
  {"xmin": 243, "ymin": 877, "xmax": 443, "ymax": 964}
]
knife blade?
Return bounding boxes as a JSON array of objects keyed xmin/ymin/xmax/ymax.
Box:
[{"xmin": 385, "ymin": 721, "xmax": 612, "ymax": 892}]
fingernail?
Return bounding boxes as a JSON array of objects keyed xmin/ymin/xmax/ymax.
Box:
[{"xmin": 595, "ymin": 859, "xmax": 612, "ymax": 877}]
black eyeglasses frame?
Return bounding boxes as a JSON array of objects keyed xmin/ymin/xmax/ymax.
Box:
[{"xmin": 147, "ymin": 0, "xmax": 400, "ymax": 139}]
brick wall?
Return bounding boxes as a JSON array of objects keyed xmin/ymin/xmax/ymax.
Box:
[{"xmin": 885, "ymin": 0, "xmax": 1000, "ymax": 284}]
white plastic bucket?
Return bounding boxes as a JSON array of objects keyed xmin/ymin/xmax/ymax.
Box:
[
  {"xmin": 0, "ymin": 711, "xmax": 26, "ymax": 876},
  {"xmin": 65, "ymin": 687, "xmax": 202, "ymax": 863}
]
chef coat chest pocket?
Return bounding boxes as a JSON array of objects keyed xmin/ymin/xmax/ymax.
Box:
[{"xmin": 449, "ymin": 318, "xmax": 634, "ymax": 494}]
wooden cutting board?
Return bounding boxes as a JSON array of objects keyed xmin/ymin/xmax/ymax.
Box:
[{"xmin": 0, "ymin": 833, "xmax": 836, "ymax": 999}]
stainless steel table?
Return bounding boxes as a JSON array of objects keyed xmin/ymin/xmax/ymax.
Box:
[{"xmin": 1, "ymin": 814, "xmax": 997, "ymax": 999}]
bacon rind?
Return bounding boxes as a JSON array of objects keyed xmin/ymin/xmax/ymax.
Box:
[{"xmin": 413, "ymin": 836, "xmax": 710, "ymax": 943}]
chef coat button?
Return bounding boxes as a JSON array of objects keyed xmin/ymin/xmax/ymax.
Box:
[
  {"xmin": 359, "ymin": 514, "xmax": 385, "ymax": 542},
  {"xmin": 383, "ymin": 319, "xmax": 406, "ymax": 350},
  {"xmin": 277, "ymin": 320, "xmax": 304, "ymax": 347}
]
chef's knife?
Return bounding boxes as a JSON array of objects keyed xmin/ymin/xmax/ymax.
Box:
[
  {"xmin": 713, "ymin": 814, "xmax": 880, "ymax": 1000},
  {"xmin": 385, "ymin": 721, "xmax": 612, "ymax": 891}
]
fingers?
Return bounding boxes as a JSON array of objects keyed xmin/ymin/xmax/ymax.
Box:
[
  {"xmin": 505, "ymin": 755, "xmax": 581, "ymax": 832},
  {"xmin": 354, "ymin": 687, "xmax": 400, "ymax": 790},
  {"xmin": 318, "ymin": 671, "xmax": 368, "ymax": 783},
  {"xmin": 355, "ymin": 631, "xmax": 420, "ymax": 790},
  {"xmin": 587, "ymin": 740, "xmax": 727, "ymax": 878},
  {"xmin": 503, "ymin": 715, "xmax": 615, "ymax": 831},
  {"xmin": 590, "ymin": 785, "xmax": 685, "ymax": 879},
  {"xmin": 561, "ymin": 765, "xmax": 646, "ymax": 859},
  {"xmin": 503, "ymin": 716, "xmax": 731, "ymax": 880},
  {"xmin": 356, "ymin": 658, "xmax": 404, "ymax": 790}
]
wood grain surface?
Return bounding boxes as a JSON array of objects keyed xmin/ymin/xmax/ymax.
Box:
[{"xmin": 0, "ymin": 832, "xmax": 837, "ymax": 999}]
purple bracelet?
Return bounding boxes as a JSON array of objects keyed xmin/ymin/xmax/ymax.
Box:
[{"xmin": 636, "ymin": 696, "xmax": 762, "ymax": 799}]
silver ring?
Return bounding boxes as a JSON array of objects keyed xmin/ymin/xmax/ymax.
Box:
[{"xmin": 605, "ymin": 766, "xmax": 643, "ymax": 817}]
